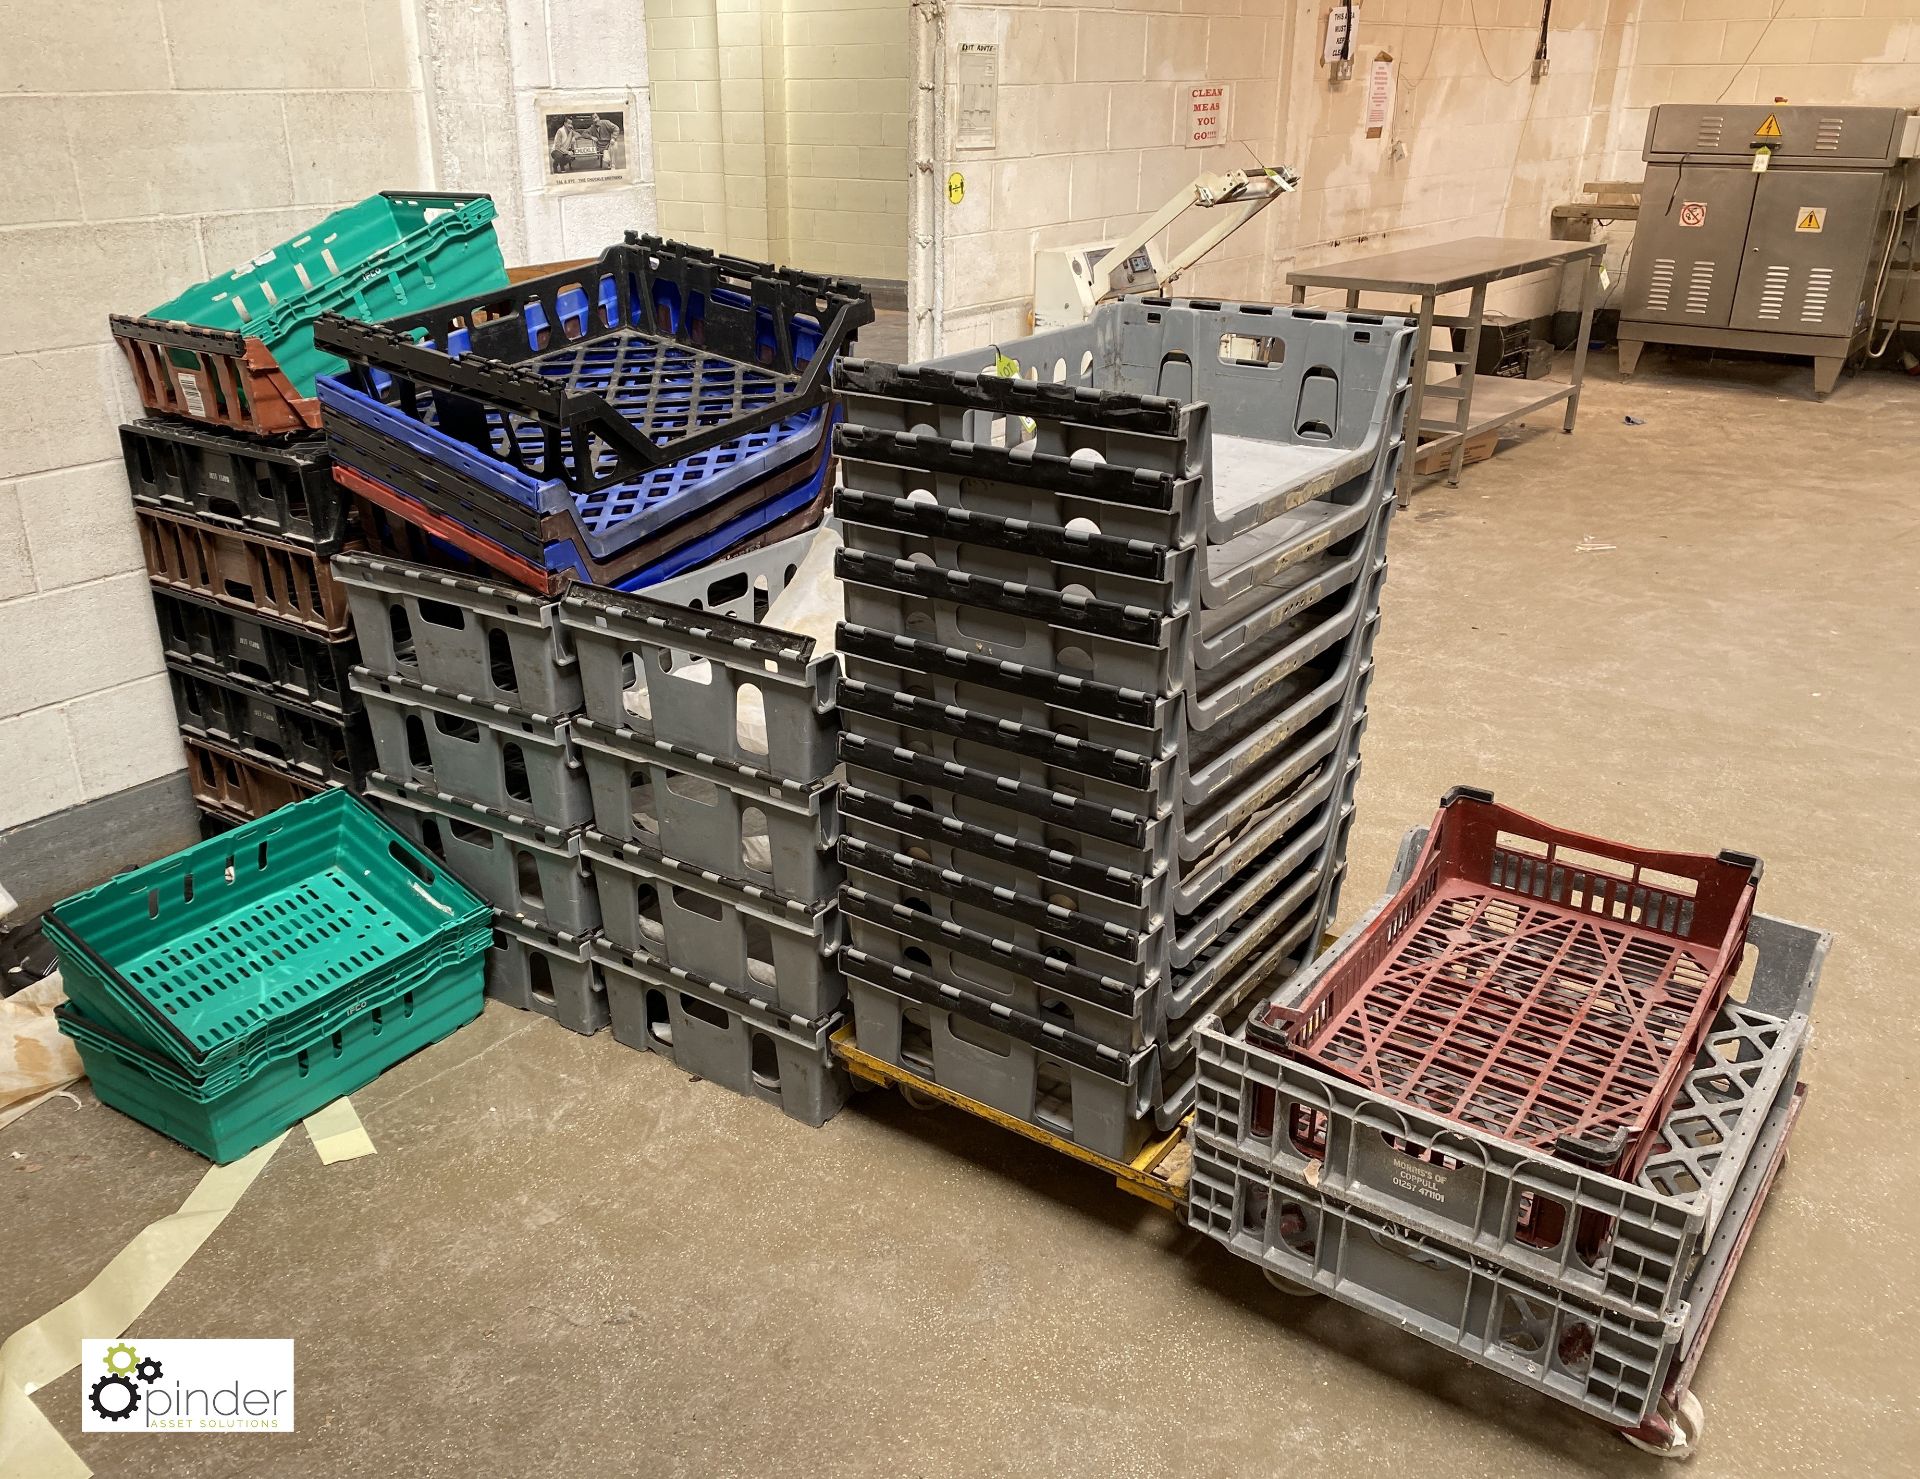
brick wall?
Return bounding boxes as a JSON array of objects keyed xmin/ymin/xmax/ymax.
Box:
[
  {"xmin": 647, "ymin": 0, "xmax": 909, "ymax": 281},
  {"xmin": 1594, "ymin": 0, "xmax": 1920, "ymax": 181},
  {"xmin": 0, "ymin": 0, "xmax": 429, "ymax": 833},
  {"xmin": 935, "ymin": 0, "xmax": 1292, "ymax": 354},
  {"xmin": 779, "ymin": 0, "xmax": 910, "ymax": 281},
  {"xmin": 420, "ymin": 0, "xmax": 660, "ymax": 266}
]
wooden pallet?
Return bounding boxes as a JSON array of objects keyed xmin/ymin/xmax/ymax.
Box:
[{"xmin": 831, "ymin": 1024, "xmax": 1191, "ymax": 1212}]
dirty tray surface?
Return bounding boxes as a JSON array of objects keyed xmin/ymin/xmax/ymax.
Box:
[
  {"xmin": 115, "ymin": 865, "xmax": 431, "ymax": 1055},
  {"xmin": 1292, "ymin": 877, "xmax": 1719, "ymax": 1154}
]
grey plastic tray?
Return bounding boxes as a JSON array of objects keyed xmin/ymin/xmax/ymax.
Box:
[
  {"xmin": 841, "ymin": 838, "xmax": 1343, "ymax": 1053},
  {"xmin": 835, "ymin": 544, "xmax": 1384, "ymax": 760},
  {"xmin": 366, "ymin": 772, "xmax": 600, "ymax": 935},
  {"xmin": 838, "ymin": 684, "xmax": 1366, "ymax": 878},
  {"xmin": 1187, "ymin": 1041, "xmax": 1803, "ymax": 1432},
  {"xmin": 639, "ymin": 526, "xmax": 825, "ymax": 623},
  {"xmin": 833, "ymin": 433, "xmax": 1400, "ymax": 619},
  {"xmin": 837, "ymin": 644, "xmax": 1369, "ymax": 829},
  {"xmin": 596, "ymin": 940, "xmax": 848, "ymax": 1127},
  {"xmin": 838, "ymin": 874, "xmax": 1326, "ymax": 1160},
  {"xmin": 833, "ymin": 789, "xmax": 1351, "ymax": 995},
  {"xmin": 487, "ymin": 912, "xmax": 607, "ymax": 1036},
  {"xmin": 559, "ymin": 528, "xmax": 837, "ymax": 786},
  {"xmin": 572, "ymin": 716, "xmax": 839, "ymax": 906},
  {"xmin": 352, "ymin": 668, "xmax": 592, "ymax": 827},
  {"xmin": 836, "ymin": 637, "xmax": 1374, "ymax": 822},
  {"xmin": 834, "ymin": 500, "xmax": 1388, "ymax": 707},
  {"xmin": 859, "ymin": 691, "xmax": 1365, "ymax": 879},
  {"xmin": 1194, "ymin": 906, "xmax": 1824, "ymax": 1322},
  {"xmin": 837, "ymin": 744, "xmax": 1359, "ymax": 935},
  {"xmin": 335, "ymin": 552, "xmax": 583, "ymax": 715},
  {"xmin": 581, "ymin": 828, "xmax": 844, "ymax": 1020},
  {"xmin": 837, "ymin": 299, "xmax": 1415, "ymax": 543}
]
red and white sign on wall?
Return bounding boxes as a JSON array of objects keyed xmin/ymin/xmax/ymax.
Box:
[{"xmin": 1186, "ymin": 83, "xmax": 1231, "ymax": 148}]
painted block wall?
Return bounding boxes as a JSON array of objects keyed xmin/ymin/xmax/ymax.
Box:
[
  {"xmin": 780, "ymin": 0, "xmax": 912, "ymax": 281},
  {"xmin": 0, "ymin": 0, "xmax": 430, "ymax": 833},
  {"xmin": 647, "ymin": 0, "xmax": 910, "ymax": 280},
  {"xmin": 419, "ymin": 0, "xmax": 660, "ymax": 266},
  {"xmin": 929, "ymin": 0, "xmax": 1917, "ymax": 347},
  {"xmin": 934, "ymin": 0, "xmax": 1295, "ymax": 355},
  {"xmin": 1592, "ymin": 0, "xmax": 1920, "ymax": 182}
]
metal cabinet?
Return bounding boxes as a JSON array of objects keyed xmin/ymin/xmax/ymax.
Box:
[
  {"xmin": 1627, "ymin": 164, "xmax": 1758, "ymax": 328},
  {"xmin": 1730, "ymin": 170, "xmax": 1886, "ymax": 337},
  {"xmin": 1619, "ymin": 104, "xmax": 1918, "ymax": 396}
]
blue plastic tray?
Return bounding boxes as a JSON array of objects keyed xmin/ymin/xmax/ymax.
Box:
[{"xmin": 318, "ymin": 371, "xmax": 823, "ymax": 560}]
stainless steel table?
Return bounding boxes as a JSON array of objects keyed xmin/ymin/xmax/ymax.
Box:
[{"xmin": 1287, "ymin": 237, "xmax": 1606, "ymax": 503}]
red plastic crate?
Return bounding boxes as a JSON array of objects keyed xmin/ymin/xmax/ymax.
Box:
[{"xmin": 1255, "ymin": 787, "xmax": 1761, "ymax": 1175}]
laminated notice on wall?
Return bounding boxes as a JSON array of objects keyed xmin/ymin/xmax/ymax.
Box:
[
  {"xmin": 1364, "ymin": 54, "xmax": 1394, "ymax": 137},
  {"xmin": 956, "ymin": 43, "xmax": 999, "ymax": 150},
  {"xmin": 1187, "ymin": 84, "xmax": 1230, "ymax": 148},
  {"xmin": 1323, "ymin": 3, "xmax": 1359, "ymax": 65}
]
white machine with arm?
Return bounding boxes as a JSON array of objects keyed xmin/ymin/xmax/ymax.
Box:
[{"xmin": 1032, "ymin": 165, "xmax": 1300, "ymax": 329}]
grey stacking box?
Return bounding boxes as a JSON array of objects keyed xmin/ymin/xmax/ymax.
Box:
[
  {"xmin": 487, "ymin": 912, "xmax": 607, "ymax": 1036},
  {"xmin": 1184, "ymin": 822, "xmax": 1824, "ymax": 1432},
  {"xmin": 353, "ymin": 668, "xmax": 592, "ymax": 827},
  {"xmin": 335, "ymin": 552, "xmax": 583, "ymax": 714},
  {"xmin": 368, "ymin": 773, "xmax": 600, "ymax": 935},
  {"xmin": 560, "ymin": 529, "xmax": 837, "ymax": 786},
  {"xmin": 595, "ymin": 939, "xmax": 847, "ymax": 1127},
  {"xmin": 340, "ymin": 552, "xmax": 607, "ymax": 1041},
  {"xmin": 554, "ymin": 529, "xmax": 849, "ymax": 1113},
  {"xmin": 581, "ymin": 829, "xmax": 842, "ymax": 1020},
  {"xmin": 572, "ymin": 718, "xmax": 838, "ymax": 905},
  {"xmin": 828, "ymin": 298, "xmax": 1415, "ymax": 1154}
]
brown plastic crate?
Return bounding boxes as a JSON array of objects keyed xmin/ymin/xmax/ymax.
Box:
[
  {"xmin": 111, "ymin": 318, "xmax": 319, "ymax": 436},
  {"xmin": 1255, "ymin": 787, "xmax": 1761, "ymax": 1177},
  {"xmin": 183, "ymin": 736, "xmax": 327, "ymax": 823},
  {"xmin": 138, "ymin": 506, "xmax": 355, "ymax": 636}
]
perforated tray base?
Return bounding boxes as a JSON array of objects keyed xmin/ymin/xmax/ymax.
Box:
[{"xmin": 1291, "ymin": 879, "xmax": 1718, "ymax": 1159}]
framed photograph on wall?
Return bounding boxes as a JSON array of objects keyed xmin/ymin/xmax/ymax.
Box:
[{"xmin": 537, "ymin": 92, "xmax": 638, "ymax": 191}]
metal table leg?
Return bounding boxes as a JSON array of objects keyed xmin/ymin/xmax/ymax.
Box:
[
  {"xmin": 1445, "ymin": 284, "xmax": 1487, "ymax": 487},
  {"xmin": 1564, "ymin": 256, "xmax": 1599, "ymax": 431},
  {"xmin": 1398, "ymin": 293, "xmax": 1437, "ymax": 508}
]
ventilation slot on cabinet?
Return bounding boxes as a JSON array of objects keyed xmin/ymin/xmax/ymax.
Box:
[
  {"xmin": 1756, "ymin": 264, "xmax": 1790, "ymax": 322},
  {"xmin": 1800, "ymin": 267, "xmax": 1834, "ymax": 325},
  {"xmin": 1815, "ymin": 117, "xmax": 1844, "ymax": 152},
  {"xmin": 1646, "ymin": 259, "xmax": 1676, "ymax": 313},
  {"xmin": 1684, "ymin": 262, "xmax": 1716, "ymax": 316},
  {"xmin": 1695, "ymin": 116, "xmax": 1725, "ymax": 149}
]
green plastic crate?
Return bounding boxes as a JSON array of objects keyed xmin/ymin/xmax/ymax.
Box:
[
  {"xmin": 57, "ymin": 944, "xmax": 484, "ymax": 1163},
  {"xmin": 135, "ymin": 191, "xmax": 507, "ymax": 397},
  {"xmin": 61, "ymin": 932, "xmax": 486, "ymax": 1100},
  {"xmin": 47, "ymin": 789, "xmax": 489, "ymax": 1073}
]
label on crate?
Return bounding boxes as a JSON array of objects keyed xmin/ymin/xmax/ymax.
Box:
[
  {"xmin": 177, "ymin": 371, "xmax": 207, "ymax": 418},
  {"xmin": 1355, "ymin": 1130, "xmax": 1478, "ymax": 1218}
]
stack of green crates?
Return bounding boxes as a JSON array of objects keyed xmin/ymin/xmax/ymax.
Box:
[{"xmin": 48, "ymin": 790, "xmax": 490, "ymax": 1162}]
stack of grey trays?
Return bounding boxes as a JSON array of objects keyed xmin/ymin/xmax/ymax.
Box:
[
  {"xmin": 340, "ymin": 553, "xmax": 609, "ymax": 1036},
  {"xmin": 828, "ymin": 297, "xmax": 1416, "ymax": 1160},
  {"xmin": 558, "ymin": 528, "xmax": 851, "ymax": 1126}
]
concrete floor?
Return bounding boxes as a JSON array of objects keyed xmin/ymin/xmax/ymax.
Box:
[{"xmin": 5, "ymin": 350, "xmax": 1918, "ymax": 1477}]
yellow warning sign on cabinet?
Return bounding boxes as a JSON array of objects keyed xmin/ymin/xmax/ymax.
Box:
[
  {"xmin": 1755, "ymin": 113, "xmax": 1783, "ymax": 140},
  {"xmin": 1796, "ymin": 206, "xmax": 1826, "ymax": 233}
]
